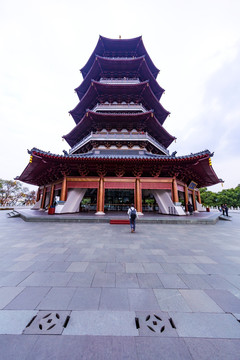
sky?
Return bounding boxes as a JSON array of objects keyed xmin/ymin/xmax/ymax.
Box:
[{"xmin": 0, "ymin": 0, "xmax": 240, "ymax": 192}]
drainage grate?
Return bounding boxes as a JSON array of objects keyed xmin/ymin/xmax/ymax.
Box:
[
  {"xmin": 135, "ymin": 312, "xmax": 177, "ymax": 337},
  {"xmin": 23, "ymin": 311, "xmax": 71, "ymax": 335}
]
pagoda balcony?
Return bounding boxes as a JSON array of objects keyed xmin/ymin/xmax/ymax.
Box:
[
  {"xmin": 69, "ymin": 131, "xmax": 169, "ymax": 155},
  {"xmin": 92, "ymin": 102, "xmax": 147, "ymax": 113},
  {"xmin": 99, "ymin": 78, "xmax": 140, "ymax": 84}
]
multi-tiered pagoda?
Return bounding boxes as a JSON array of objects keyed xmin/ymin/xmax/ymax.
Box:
[{"xmin": 17, "ymin": 36, "xmax": 221, "ymax": 215}]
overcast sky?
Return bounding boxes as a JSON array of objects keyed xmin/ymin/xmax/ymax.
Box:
[{"xmin": 1, "ymin": 0, "xmax": 240, "ymax": 192}]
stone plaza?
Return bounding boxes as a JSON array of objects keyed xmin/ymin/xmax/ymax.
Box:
[{"xmin": 0, "ymin": 211, "xmax": 240, "ymax": 359}]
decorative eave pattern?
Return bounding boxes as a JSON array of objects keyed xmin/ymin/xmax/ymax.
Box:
[
  {"xmin": 75, "ymin": 55, "xmax": 164, "ymax": 101},
  {"xmin": 63, "ymin": 111, "xmax": 175, "ymax": 149},
  {"xmin": 16, "ymin": 148, "xmax": 222, "ymax": 188},
  {"xmin": 81, "ymin": 36, "xmax": 159, "ymax": 80},
  {"xmin": 69, "ymin": 80, "xmax": 170, "ymax": 125}
]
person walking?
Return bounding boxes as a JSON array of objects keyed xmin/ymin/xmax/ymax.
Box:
[{"xmin": 128, "ymin": 204, "xmax": 138, "ymax": 233}]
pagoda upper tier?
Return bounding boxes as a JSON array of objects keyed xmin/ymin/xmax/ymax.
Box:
[
  {"xmin": 63, "ymin": 111, "xmax": 176, "ymax": 149},
  {"xmin": 75, "ymin": 56, "xmax": 164, "ymax": 101},
  {"xmin": 69, "ymin": 80, "xmax": 170, "ymax": 125},
  {"xmin": 81, "ymin": 36, "xmax": 159, "ymax": 79}
]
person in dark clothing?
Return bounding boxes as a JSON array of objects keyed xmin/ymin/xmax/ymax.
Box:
[
  {"xmin": 127, "ymin": 204, "xmax": 138, "ymax": 233},
  {"xmin": 224, "ymin": 204, "xmax": 228, "ymax": 216},
  {"xmin": 221, "ymin": 204, "xmax": 225, "ymax": 215},
  {"xmin": 188, "ymin": 202, "xmax": 193, "ymax": 215}
]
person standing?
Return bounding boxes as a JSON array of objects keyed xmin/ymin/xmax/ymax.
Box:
[
  {"xmin": 224, "ymin": 204, "xmax": 229, "ymax": 216},
  {"xmin": 127, "ymin": 204, "xmax": 138, "ymax": 233},
  {"xmin": 221, "ymin": 204, "xmax": 225, "ymax": 215}
]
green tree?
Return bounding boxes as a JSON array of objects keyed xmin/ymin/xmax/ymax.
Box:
[
  {"xmin": 200, "ymin": 185, "xmax": 240, "ymax": 208},
  {"xmin": 0, "ymin": 179, "xmax": 36, "ymax": 206}
]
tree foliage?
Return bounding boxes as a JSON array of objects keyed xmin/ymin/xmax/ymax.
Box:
[
  {"xmin": 200, "ymin": 185, "xmax": 240, "ymax": 207},
  {"xmin": 0, "ymin": 179, "xmax": 36, "ymax": 206}
]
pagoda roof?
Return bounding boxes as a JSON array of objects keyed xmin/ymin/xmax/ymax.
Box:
[
  {"xmin": 16, "ymin": 148, "xmax": 222, "ymax": 188},
  {"xmin": 63, "ymin": 111, "xmax": 175, "ymax": 149},
  {"xmin": 81, "ymin": 36, "xmax": 159, "ymax": 79},
  {"xmin": 76, "ymin": 56, "xmax": 164, "ymax": 101},
  {"xmin": 69, "ymin": 80, "xmax": 170, "ymax": 125}
]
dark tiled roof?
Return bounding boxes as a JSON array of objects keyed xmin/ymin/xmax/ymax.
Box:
[{"xmin": 30, "ymin": 147, "xmax": 213, "ymax": 161}]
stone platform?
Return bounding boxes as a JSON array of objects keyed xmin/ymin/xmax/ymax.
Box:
[{"xmin": 15, "ymin": 208, "xmax": 221, "ymax": 224}]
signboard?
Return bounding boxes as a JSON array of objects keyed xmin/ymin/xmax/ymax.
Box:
[{"xmin": 188, "ymin": 181, "xmax": 198, "ymax": 190}]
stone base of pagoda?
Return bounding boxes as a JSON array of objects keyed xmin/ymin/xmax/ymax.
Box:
[{"xmin": 95, "ymin": 211, "xmax": 105, "ymax": 216}]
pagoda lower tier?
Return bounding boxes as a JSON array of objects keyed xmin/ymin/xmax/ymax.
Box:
[{"xmin": 16, "ymin": 148, "xmax": 221, "ymax": 216}]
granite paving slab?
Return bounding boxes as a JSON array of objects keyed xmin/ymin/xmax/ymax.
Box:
[
  {"xmin": 128, "ymin": 289, "xmax": 160, "ymax": 311},
  {"xmin": 25, "ymin": 335, "xmax": 138, "ymax": 360},
  {"xmin": 91, "ymin": 271, "xmax": 116, "ymax": 287},
  {"xmin": 66, "ymin": 262, "xmax": 89, "ymax": 272},
  {"xmin": 202, "ymin": 274, "xmax": 240, "ymax": 291},
  {"xmin": 137, "ymin": 273, "xmax": 164, "ymax": 289},
  {"xmin": 142, "ymin": 262, "xmax": 164, "ymax": 273},
  {"xmin": 178, "ymin": 263, "xmax": 206, "ymax": 274},
  {"xmin": 0, "ymin": 310, "xmax": 37, "ymax": 334},
  {"xmin": 66, "ymin": 272, "xmax": 94, "ymax": 287},
  {"xmin": 184, "ymin": 338, "xmax": 240, "ymax": 360},
  {"xmin": 18, "ymin": 272, "xmax": 73, "ymax": 287},
  {"xmin": 4, "ymin": 287, "xmax": 50, "ymax": 310},
  {"xmin": 179, "ymin": 289, "xmax": 223, "ymax": 312},
  {"xmin": 135, "ymin": 337, "xmax": 193, "ymax": 360},
  {"xmin": 99, "ymin": 288, "xmax": 129, "ymax": 311},
  {"xmin": 0, "ymin": 335, "xmax": 38, "ymax": 360},
  {"xmin": 0, "ymin": 271, "xmax": 32, "ymax": 286},
  {"xmin": 0, "ymin": 287, "xmax": 25, "ymax": 309},
  {"xmin": 125, "ymin": 263, "xmax": 145, "ymax": 273},
  {"xmin": 116, "ymin": 273, "xmax": 139, "ymax": 288},
  {"xmin": 178, "ymin": 274, "xmax": 213, "ymax": 289},
  {"xmin": 204, "ymin": 289, "xmax": 240, "ymax": 313},
  {"xmin": 158, "ymin": 274, "xmax": 189, "ymax": 289},
  {"xmin": 37, "ymin": 287, "xmax": 76, "ymax": 310},
  {"xmin": 67, "ymin": 288, "xmax": 101, "ymax": 310},
  {"xmin": 63, "ymin": 311, "xmax": 138, "ymax": 336},
  {"xmin": 169, "ymin": 312, "xmax": 240, "ymax": 338},
  {"xmin": 153, "ymin": 289, "xmax": 192, "ymax": 312},
  {"xmin": 105, "ymin": 262, "xmax": 125, "ymax": 273}
]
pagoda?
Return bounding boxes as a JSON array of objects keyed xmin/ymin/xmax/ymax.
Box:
[{"xmin": 16, "ymin": 36, "xmax": 222, "ymax": 215}]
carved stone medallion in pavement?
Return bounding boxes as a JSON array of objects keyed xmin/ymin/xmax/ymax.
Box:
[{"xmin": 23, "ymin": 311, "xmax": 71, "ymax": 335}]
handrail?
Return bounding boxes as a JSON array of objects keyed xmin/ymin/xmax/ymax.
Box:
[
  {"xmin": 92, "ymin": 103, "xmax": 147, "ymax": 113},
  {"xmin": 70, "ymin": 131, "xmax": 169, "ymax": 155}
]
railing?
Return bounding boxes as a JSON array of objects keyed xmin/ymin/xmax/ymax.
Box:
[
  {"xmin": 92, "ymin": 103, "xmax": 147, "ymax": 113},
  {"xmin": 99, "ymin": 78, "xmax": 140, "ymax": 84},
  {"xmin": 70, "ymin": 131, "xmax": 169, "ymax": 155}
]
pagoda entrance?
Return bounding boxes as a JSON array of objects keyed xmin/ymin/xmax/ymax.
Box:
[{"xmin": 104, "ymin": 189, "xmax": 134, "ymax": 212}]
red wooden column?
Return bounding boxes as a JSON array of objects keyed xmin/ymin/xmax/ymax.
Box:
[
  {"xmin": 36, "ymin": 188, "xmax": 41, "ymax": 202},
  {"xmin": 184, "ymin": 185, "xmax": 189, "ymax": 212},
  {"xmin": 96, "ymin": 177, "xmax": 105, "ymax": 214},
  {"xmin": 192, "ymin": 189, "xmax": 197, "ymax": 211},
  {"xmin": 197, "ymin": 190, "xmax": 202, "ymax": 204},
  {"xmin": 49, "ymin": 184, "xmax": 55, "ymax": 207},
  {"xmin": 40, "ymin": 187, "xmax": 46, "ymax": 209},
  {"xmin": 135, "ymin": 178, "xmax": 142, "ymax": 213},
  {"xmin": 60, "ymin": 176, "xmax": 67, "ymax": 201},
  {"xmin": 172, "ymin": 177, "xmax": 179, "ymax": 203}
]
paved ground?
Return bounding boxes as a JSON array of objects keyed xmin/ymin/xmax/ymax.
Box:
[{"xmin": 0, "ymin": 210, "xmax": 240, "ymax": 359}]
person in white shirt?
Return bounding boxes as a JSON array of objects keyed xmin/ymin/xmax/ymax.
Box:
[{"xmin": 127, "ymin": 204, "xmax": 138, "ymax": 233}]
